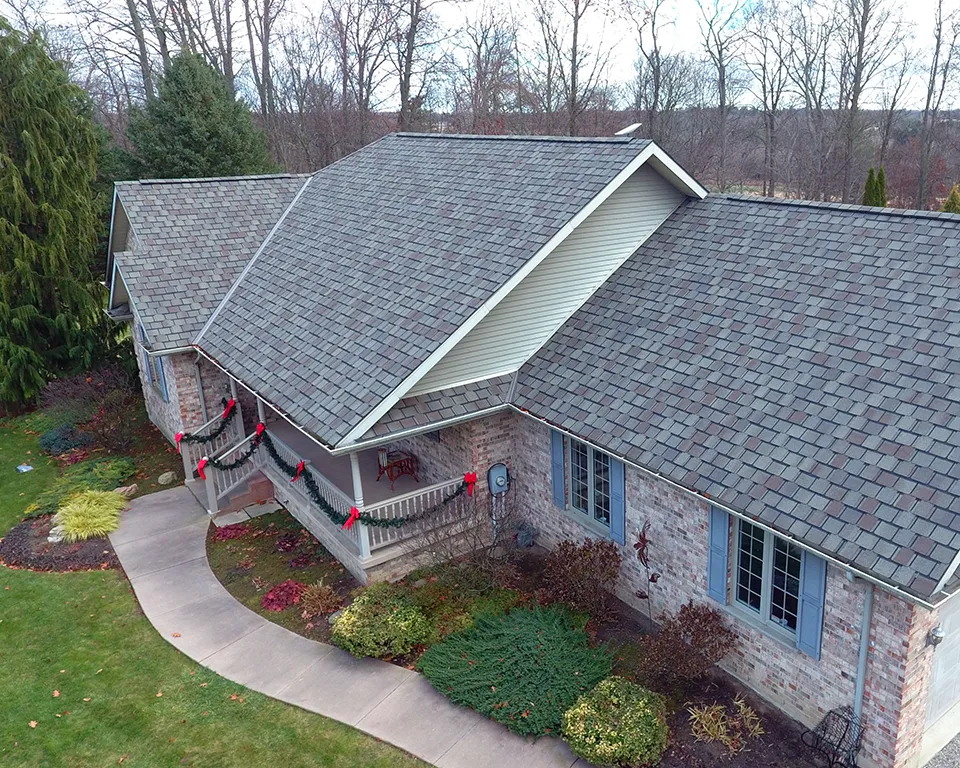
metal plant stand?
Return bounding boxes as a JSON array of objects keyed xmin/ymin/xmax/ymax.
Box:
[{"xmin": 801, "ymin": 706, "xmax": 865, "ymax": 768}]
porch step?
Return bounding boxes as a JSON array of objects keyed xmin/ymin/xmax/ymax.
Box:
[{"xmin": 183, "ymin": 471, "xmax": 275, "ymax": 518}]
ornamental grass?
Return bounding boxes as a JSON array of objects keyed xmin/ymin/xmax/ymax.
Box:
[
  {"xmin": 54, "ymin": 490, "xmax": 127, "ymax": 542},
  {"xmin": 417, "ymin": 605, "xmax": 611, "ymax": 737}
]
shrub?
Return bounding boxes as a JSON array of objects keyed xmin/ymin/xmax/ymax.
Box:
[
  {"xmin": 38, "ymin": 424, "xmax": 93, "ymax": 455},
  {"xmin": 332, "ymin": 582, "xmax": 433, "ymax": 658},
  {"xmin": 261, "ymin": 580, "xmax": 307, "ymax": 612},
  {"xmin": 417, "ymin": 605, "xmax": 611, "ymax": 736},
  {"xmin": 542, "ymin": 538, "xmax": 622, "ymax": 619},
  {"xmin": 38, "ymin": 367, "xmax": 133, "ymax": 428},
  {"xmin": 301, "ymin": 579, "xmax": 342, "ymax": 619},
  {"xmin": 84, "ymin": 385, "xmax": 140, "ymax": 452},
  {"xmin": 562, "ymin": 676, "xmax": 669, "ymax": 766},
  {"xmin": 634, "ymin": 601, "xmax": 738, "ymax": 694},
  {"xmin": 688, "ymin": 695, "xmax": 765, "ymax": 754},
  {"xmin": 25, "ymin": 458, "xmax": 136, "ymax": 518},
  {"xmin": 54, "ymin": 490, "xmax": 127, "ymax": 542}
]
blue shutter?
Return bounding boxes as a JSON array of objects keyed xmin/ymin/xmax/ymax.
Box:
[
  {"xmin": 550, "ymin": 430, "xmax": 566, "ymax": 508},
  {"xmin": 609, "ymin": 458, "xmax": 626, "ymax": 545},
  {"xmin": 707, "ymin": 507, "xmax": 730, "ymax": 604},
  {"xmin": 157, "ymin": 357, "xmax": 169, "ymax": 402},
  {"xmin": 796, "ymin": 551, "xmax": 827, "ymax": 660}
]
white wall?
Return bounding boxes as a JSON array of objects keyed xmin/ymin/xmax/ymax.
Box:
[{"xmin": 408, "ymin": 164, "xmax": 685, "ymax": 395}]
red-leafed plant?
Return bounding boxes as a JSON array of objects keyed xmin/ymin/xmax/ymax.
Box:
[
  {"xmin": 542, "ymin": 538, "xmax": 622, "ymax": 620},
  {"xmin": 261, "ymin": 580, "xmax": 307, "ymax": 612},
  {"xmin": 214, "ymin": 523, "xmax": 251, "ymax": 541}
]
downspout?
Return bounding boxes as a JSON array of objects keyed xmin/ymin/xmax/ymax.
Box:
[{"xmin": 853, "ymin": 579, "xmax": 875, "ymax": 720}]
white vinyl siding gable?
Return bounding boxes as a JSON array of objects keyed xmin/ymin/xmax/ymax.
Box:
[{"xmin": 408, "ymin": 165, "xmax": 685, "ymax": 395}]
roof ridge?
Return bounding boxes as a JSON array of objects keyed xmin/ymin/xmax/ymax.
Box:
[
  {"xmin": 716, "ymin": 193, "xmax": 960, "ymax": 223},
  {"xmin": 121, "ymin": 172, "xmax": 313, "ymax": 186},
  {"xmin": 395, "ymin": 132, "xmax": 640, "ymax": 144}
]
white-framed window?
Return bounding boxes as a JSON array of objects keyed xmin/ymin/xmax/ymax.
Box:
[
  {"xmin": 567, "ymin": 437, "xmax": 611, "ymax": 528},
  {"xmin": 137, "ymin": 322, "xmax": 168, "ymax": 402},
  {"xmin": 734, "ymin": 519, "xmax": 803, "ymax": 634}
]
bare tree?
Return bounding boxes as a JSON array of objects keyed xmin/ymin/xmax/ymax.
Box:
[
  {"xmin": 744, "ymin": 0, "xmax": 789, "ymax": 196},
  {"xmin": 876, "ymin": 43, "xmax": 911, "ymax": 169},
  {"xmin": 243, "ymin": 0, "xmax": 286, "ymax": 118},
  {"xmin": 697, "ymin": 0, "xmax": 747, "ymax": 189},
  {"xmin": 391, "ymin": 0, "xmax": 448, "ymax": 131},
  {"xmin": 835, "ymin": 0, "xmax": 907, "ymax": 201},
  {"xmin": 453, "ymin": 3, "xmax": 518, "ymax": 132},
  {"xmin": 917, "ymin": 0, "xmax": 959, "ymax": 208}
]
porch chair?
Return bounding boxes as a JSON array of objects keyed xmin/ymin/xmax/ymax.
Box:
[{"xmin": 376, "ymin": 446, "xmax": 420, "ymax": 490}]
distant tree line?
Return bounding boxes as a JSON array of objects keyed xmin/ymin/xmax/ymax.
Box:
[{"xmin": 4, "ymin": 0, "xmax": 960, "ymax": 209}]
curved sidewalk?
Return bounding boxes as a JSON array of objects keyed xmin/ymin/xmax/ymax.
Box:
[{"xmin": 109, "ymin": 487, "xmax": 586, "ymax": 768}]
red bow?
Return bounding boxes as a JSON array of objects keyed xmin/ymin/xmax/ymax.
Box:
[
  {"xmin": 342, "ymin": 506, "xmax": 361, "ymax": 531},
  {"xmin": 175, "ymin": 432, "xmax": 184, "ymax": 454},
  {"xmin": 197, "ymin": 457, "xmax": 208, "ymax": 481},
  {"xmin": 222, "ymin": 398, "xmax": 236, "ymax": 419},
  {"xmin": 464, "ymin": 472, "xmax": 478, "ymax": 496},
  {"xmin": 256, "ymin": 422, "xmax": 266, "ymax": 437},
  {"xmin": 291, "ymin": 460, "xmax": 305, "ymax": 483}
]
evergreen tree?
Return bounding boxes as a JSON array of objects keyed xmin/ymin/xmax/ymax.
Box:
[
  {"xmin": 128, "ymin": 53, "xmax": 276, "ymax": 179},
  {"xmin": 862, "ymin": 168, "xmax": 878, "ymax": 205},
  {"xmin": 0, "ymin": 21, "xmax": 105, "ymax": 405},
  {"xmin": 943, "ymin": 185, "xmax": 960, "ymax": 213},
  {"xmin": 876, "ymin": 167, "xmax": 887, "ymax": 207}
]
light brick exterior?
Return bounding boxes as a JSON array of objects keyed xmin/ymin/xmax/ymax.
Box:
[{"xmin": 135, "ymin": 356, "xmax": 944, "ymax": 768}]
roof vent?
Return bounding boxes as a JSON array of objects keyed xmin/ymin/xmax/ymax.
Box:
[{"xmin": 615, "ymin": 123, "xmax": 642, "ymax": 136}]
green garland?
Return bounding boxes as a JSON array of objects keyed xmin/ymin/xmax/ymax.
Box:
[
  {"xmin": 201, "ymin": 426, "xmax": 470, "ymax": 529},
  {"xmin": 178, "ymin": 398, "xmax": 237, "ymax": 446}
]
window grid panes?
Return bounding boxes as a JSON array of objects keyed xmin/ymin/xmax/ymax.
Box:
[
  {"xmin": 735, "ymin": 520, "xmax": 802, "ymax": 636},
  {"xmin": 567, "ymin": 438, "xmax": 611, "ymax": 529},
  {"xmin": 570, "ymin": 441, "xmax": 590, "ymax": 514},
  {"xmin": 736, "ymin": 521, "xmax": 765, "ymax": 613},
  {"xmin": 770, "ymin": 538, "xmax": 802, "ymax": 631}
]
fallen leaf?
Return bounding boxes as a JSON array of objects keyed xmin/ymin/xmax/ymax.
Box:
[
  {"xmin": 156, "ymin": 691, "xmax": 163, "ymax": 697},
  {"xmin": 200, "ymin": 683, "xmax": 207, "ymax": 688},
  {"xmin": 96, "ymin": 669, "xmax": 102, "ymax": 674},
  {"xmin": 52, "ymin": 691, "xmax": 59, "ymax": 697},
  {"xmin": 28, "ymin": 721, "xmax": 37, "ymax": 728},
  {"xmin": 229, "ymin": 694, "xmax": 239, "ymax": 700},
  {"xmin": 83, "ymin": 698, "xmax": 91, "ymax": 702},
  {"xmin": 172, "ymin": 632, "xmax": 181, "ymax": 638}
]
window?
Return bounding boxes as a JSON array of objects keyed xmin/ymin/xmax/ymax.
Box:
[
  {"xmin": 137, "ymin": 322, "xmax": 168, "ymax": 402},
  {"xmin": 735, "ymin": 520, "xmax": 803, "ymax": 633},
  {"xmin": 567, "ymin": 438, "xmax": 611, "ymax": 528}
]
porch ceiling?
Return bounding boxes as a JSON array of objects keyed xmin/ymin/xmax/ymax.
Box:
[{"xmin": 266, "ymin": 419, "xmax": 421, "ymax": 506}]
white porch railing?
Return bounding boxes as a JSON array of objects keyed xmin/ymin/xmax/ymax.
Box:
[
  {"xmin": 260, "ymin": 429, "xmax": 466, "ymax": 560},
  {"xmin": 180, "ymin": 407, "xmax": 246, "ymax": 482},
  {"xmin": 364, "ymin": 478, "xmax": 470, "ymax": 552},
  {"xmin": 261, "ymin": 429, "xmax": 363, "ymax": 552}
]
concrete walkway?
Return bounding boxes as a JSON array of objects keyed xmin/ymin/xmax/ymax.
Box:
[{"xmin": 109, "ymin": 487, "xmax": 586, "ymax": 768}]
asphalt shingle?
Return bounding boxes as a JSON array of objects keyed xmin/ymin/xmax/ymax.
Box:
[
  {"xmin": 115, "ymin": 174, "xmax": 309, "ymax": 349},
  {"xmin": 196, "ymin": 133, "xmax": 652, "ymax": 447},
  {"xmin": 514, "ymin": 194, "xmax": 960, "ymax": 600}
]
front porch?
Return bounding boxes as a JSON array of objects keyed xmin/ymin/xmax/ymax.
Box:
[{"xmin": 181, "ymin": 398, "xmax": 474, "ymax": 584}]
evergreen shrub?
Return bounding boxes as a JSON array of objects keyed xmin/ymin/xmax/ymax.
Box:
[
  {"xmin": 332, "ymin": 582, "xmax": 432, "ymax": 658},
  {"xmin": 417, "ymin": 605, "xmax": 611, "ymax": 736}
]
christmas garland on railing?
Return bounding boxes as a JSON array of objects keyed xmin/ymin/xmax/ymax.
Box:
[
  {"xmin": 196, "ymin": 423, "xmax": 477, "ymax": 531},
  {"xmin": 175, "ymin": 398, "xmax": 237, "ymax": 452}
]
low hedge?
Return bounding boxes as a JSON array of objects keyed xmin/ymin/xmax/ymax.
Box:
[
  {"xmin": 26, "ymin": 458, "xmax": 136, "ymax": 518},
  {"xmin": 331, "ymin": 583, "xmax": 433, "ymax": 658},
  {"xmin": 562, "ymin": 676, "xmax": 669, "ymax": 766},
  {"xmin": 417, "ymin": 605, "xmax": 611, "ymax": 736}
]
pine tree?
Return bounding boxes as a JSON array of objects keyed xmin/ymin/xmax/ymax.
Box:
[
  {"xmin": 128, "ymin": 53, "xmax": 276, "ymax": 179},
  {"xmin": 862, "ymin": 168, "xmax": 878, "ymax": 205},
  {"xmin": 876, "ymin": 167, "xmax": 887, "ymax": 207},
  {"xmin": 942, "ymin": 185, "xmax": 960, "ymax": 214},
  {"xmin": 0, "ymin": 22, "xmax": 105, "ymax": 405}
]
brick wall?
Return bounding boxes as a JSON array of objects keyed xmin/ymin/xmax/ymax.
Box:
[{"xmin": 505, "ymin": 412, "xmax": 938, "ymax": 768}]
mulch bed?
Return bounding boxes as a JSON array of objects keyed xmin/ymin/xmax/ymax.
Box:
[{"xmin": 0, "ymin": 515, "xmax": 119, "ymax": 571}]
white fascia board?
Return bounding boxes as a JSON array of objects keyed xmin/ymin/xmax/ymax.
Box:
[
  {"xmin": 105, "ymin": 190, "xmax": 119, "ymax": 283},
  {"xmin": 194, "ymin": 174, "xmax": 314, "ymax": 344},
  {"xmin": 340, "ymin": 142, "xmax": 683, "ymax": 446},
  {"xmin": 645, "ymin": 144, "xmax": 709, "ymax": 199}
]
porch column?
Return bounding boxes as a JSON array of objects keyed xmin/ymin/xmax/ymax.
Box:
[
  {"xmin": 229, "ymin": 378, "xmax": 242, "ymax": 426},
  {"xmin": 256, "ymin": 396, "xmax": 266, "ymax": 423},
  {"xmin": 350, "ymin": 452, "xmax": 371, "ymax": 560}
]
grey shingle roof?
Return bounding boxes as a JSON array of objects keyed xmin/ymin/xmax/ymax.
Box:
[
  {"xmin": 115, "ymin": 174, "xmax": 308, "ymax": 349},
  {"xmin": 361, "ymin": 375, "xmax": 513, "ymax": 440},
  {"xmin": 197, "ymin": 133, "xmax": 652, "ymax": 447},
  {"xmin": 514, "ymin": 195, "xmax": 960, "ymax": 600}
]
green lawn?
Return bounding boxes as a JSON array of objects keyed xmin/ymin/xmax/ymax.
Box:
[{"xmin": 0, "ymin": 418, "xmax": 428, "ymax": 768}]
